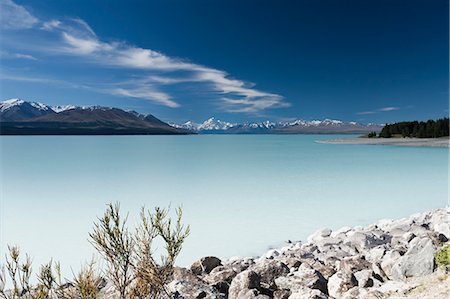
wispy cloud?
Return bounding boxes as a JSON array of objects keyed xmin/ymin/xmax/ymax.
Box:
[
  {"xmin": 1, "ymin": 0, "xmax": 288, "ymax": 112},
  {"xmin": 0, "ymin": 0, "xmax": 38, "ymax": 29},
  {"xmin": 0, "ymin": 73, "xmax": 59, "ymax": 83},
  {"xmin": 356, "ymin": 111, "xmax": 376, "ymax": 115},
  {"xmin": 1, "ymin": 50, "xmax": 38, "ymax": 60},
  {"xmin": 357, "ymin": 106, "xmax": 401, "ymax": 115},
  {"xmin": 0, "ymin": 72, "xmax": 177, "ymax": 107},
  {"xmin": 110, "ymin": 87, "xmax": 179, "ymax": 108}
]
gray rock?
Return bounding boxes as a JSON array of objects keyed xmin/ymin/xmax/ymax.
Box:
[
  {"xmin": 191, "ymin": 256, "xmax": 222, "ymax": 275},
  {"xmin": 327, "ymin": 270, "xmax": 357, "ymax": 298},
  {"xmin": 341, "ymin": 287, "xmax": 384, "ymax": 299},
  {"xmin": 205, "ymin": 266, "xmax": 237, "ymax": 284},
  {"xmin": 365, "ymin": 245, "xmax": 386, "ymax": 263},
  {"xmin": 288, "ymin": 286, "xmax": 328, "ymax": 299},
  {"xmin": 390, "ymin": 237, "xmax": 435, "ymax": 280},
  {"xmin": 336, "ymin": 255, "xmax": 371, "ymax": 272},
  {"xmin": 236, "ymin": 289, "xmax": 271, "ymax": 299},
  {"xmin": 251, "ymin": 260, "xmax": 289, "ymax": 288},
  {"xmin": 168, "ymin": 267, "xmax": 223, "ymax": 299},
  {"xmin": 275, "ymin": 263, "xmax": 328, "ymax": 294},
  {"xmin": 345, "ymin": 231, "xmax": 391, "ymax": 251},
  {"xmin": 380, "ymin": 250, "xmax": 402, "ymax": 279},
  {"xmin": 273, "ymin": 289, "xmax": 291, "ymax": 299},
  {"xmin": 263, "ymin": 249, "xmax": 281, "ymax": 259},
  {"xmin": 429, "ymin": 209, "xmax": 450, "ymax": 238},
  {"xmin": 353, "ymin": 269, "xmax": 377, "ymax": 288},
  {"xmin": 228, "ymin": 270, "xmax": 261, "ymax": 299},
  {"xmin": 307, "ymin": 228, "xmax": 332, "ymax": 243}
]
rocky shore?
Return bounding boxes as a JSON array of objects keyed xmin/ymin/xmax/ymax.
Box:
[
  {"xmin": 161, "ymin": 208, "xmax": 450, "ymax": 298},
  {"xmin": 28, "ymin": 208, "xmax": 448, "ymax": 298},
  {"xmin": 317, "ymin": 137, "xmax": 450, "ymax": 148}
]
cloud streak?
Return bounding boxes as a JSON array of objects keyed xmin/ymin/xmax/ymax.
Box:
[
  {"xmin": 357, "ymin": 106, "xmax": 401, "ymax": 115},
  {"xmin": 0, "ymin": 0, "xmax": 38, "ymax": 29},
  {"xmin": 1, "ymin": 1, "xmax": 288, "ymax": 112}
]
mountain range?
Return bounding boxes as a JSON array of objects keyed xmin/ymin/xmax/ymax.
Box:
[
  {"xmin": 0, "ymin": 99, "xmax": 190, "ymax": 135},
  {"xmin": 171, "ymin": 117, "xmax": 383, "ymax": 134},
  {"xmin": 1, "ymin": 99, "xmax": 382, "ymax": 135}
]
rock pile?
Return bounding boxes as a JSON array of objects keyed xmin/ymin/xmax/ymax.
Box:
[{"xmin": 169, "ymin": 208, "xmax": 450, "ymax": 298}]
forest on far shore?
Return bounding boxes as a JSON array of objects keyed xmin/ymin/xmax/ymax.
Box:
[{"xmin": 372, "ymin": 118, "xmax": 449, "ymax": 138}]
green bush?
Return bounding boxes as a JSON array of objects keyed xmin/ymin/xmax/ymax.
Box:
[{"xmin": 435, "ymin": 244, "xmax": 450, "ymax": 269}]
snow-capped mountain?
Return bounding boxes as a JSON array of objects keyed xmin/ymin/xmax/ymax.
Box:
[
  {"xmin": 172, "ymin": 117, "xmax": 237, "ymax": 131},
  {"xmin": 172, "ymin": 117, "xmax": 382, "ymax": 134},
  {"xmin": 0, "ymin": 98, "xmax": 55, "ymax": 121},
  {"xmin": 0, "ymin": 99, "xmax": 190, "ymax": 135},
  {"xmin": 51, "ymin": 105, "xmax": 77, "ymax": 113}
]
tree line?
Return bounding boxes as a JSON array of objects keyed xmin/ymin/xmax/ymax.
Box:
[{"xmin": 378, "ymin": 118, "xmax": 449, "ymax": 138}]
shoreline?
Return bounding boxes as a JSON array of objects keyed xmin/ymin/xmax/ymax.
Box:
[
  {"xmin": 4, "ymin": 207, "xmax": 450, "ymax": 298},
  {"xmin": 317, "ymin": 137, "xmax": 450, "ymax": 148},
  {"xmin": 168, "ymin": 207, "xmax": 450, "ymax": 298}
]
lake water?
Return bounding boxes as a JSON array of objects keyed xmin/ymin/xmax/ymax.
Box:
[{"xmin": 0, "ymin": 135, "xmax": 448, "ymax": 277}]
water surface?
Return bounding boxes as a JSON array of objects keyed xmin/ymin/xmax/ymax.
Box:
[{"xmin": 1, "ymin": 135, "xmax": 448, "ymax": 276}]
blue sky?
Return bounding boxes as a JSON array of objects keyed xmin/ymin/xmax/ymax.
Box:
[{"xmin": 0, "ymin": 0, "xmax": 448, "ymax": 124}]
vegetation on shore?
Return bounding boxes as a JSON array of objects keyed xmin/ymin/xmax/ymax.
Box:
[
  {"xmin": 0, "ymin": 203, "xmax": 189, "ymax": 299},
  {"xmin": 435, "ymin": 244, "xmax": 450, "ymax": 271},
  {"xmin": 377, "ymin": 118, "xmax": 449, "ymax": 138}
]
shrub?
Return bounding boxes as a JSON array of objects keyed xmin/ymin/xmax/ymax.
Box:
[
  {"xmin": 435, "ymin": 244, "xmax": 450, "ymax": 270},
  {"xmin": 90, "ymin": 203, "xmax": 190, "ymax": 299},
  {"xmin": 89, "ymin": 202, "xmax": 134, "ymax": 299},
  {"xmin": 73, "ymin": 260, "xmax": 103, "ymax": 299},
  {"xmin": 0, "ymin": 246, "xmax": 32, "ymax": 299},
  {"xmin": 0, "ymin": 203, "xmax": 190, "ymax": 299},
  {"xmin": 131, "ymin": 206, "xmax": 190, "ymax": 298}
]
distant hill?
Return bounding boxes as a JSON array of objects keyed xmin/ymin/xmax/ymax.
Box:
[
  {"xmin": 0, "ymin": 99, "xmax": 191, "ymax": 135},
  {"xmin": 171, "ymin": 117, "xmax": 383, "ymax": 134}
]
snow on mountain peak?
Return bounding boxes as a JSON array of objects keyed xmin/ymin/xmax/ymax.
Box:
[
  {"xmin": 1, "ymin": 98, "xmax": 26, "ymax": 112},
  {"xmin": 30, "ymin": 102, "xmax": 51, "ymax": 111},
  {"xmin": 52, "ymin": 105, "xmax": 77, "ymax": 113},
  {"xmin": 1, "ymin": 98, "xmax": 52, "ymax": 112},
  {"xmin": 197, "ymin": 117, "xmax": 236, "ymax": 130}
]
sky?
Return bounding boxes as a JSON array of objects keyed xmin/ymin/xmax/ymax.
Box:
[{"xmin": 0, "ymin": 0, "xmax": 448, "ymax": 124}]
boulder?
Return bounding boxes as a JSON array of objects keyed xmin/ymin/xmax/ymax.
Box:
[
  {"xmin": 251, "ymin": 260, "xmax": 289, "ymax": 288},
  {"xmin": 390, "ymin": 237, "xmax": 435, "ymax": 280},
  {"xmin": 263, "ymin": 249, "xmax": 281, "ymax": 259},
  {"xmin": 429, "ymin": 209, "xmax": 450, "ymax": 238},
  {"xmin": 341, "ymin": 287, "xmax": 384, "ymax": 299},
  {"xmin": 231, "ymin": 289, "xmax": 270, "ymax": 299},
  {"xmin": 273, "ymin": 289, "xmax": 291, "ymax": 299},
  {"xmin": 345, "ymin": 231, "xmax": 391, "ymax": 251},
  {"xmin": 307, "ymin": 228, "xmax": 332, "ymax": 243},
  {"xmin": 168, "ymin": 267, "xmax": 223, "ymax": 299},
  {"xmin": 275, "ymin": 263, "xmax": 328, "ymax": 295},
  {"xmin": 191, "ymin": 256, "xmax": 222, "ymax": 275},
  {"xmin": 365, "ymin": 245, "xmax": 386, "ymax": 263},
  {"xmin": 228, "ymin": 270, "xmax": 261, "ymax": 299},
  {"xmin": 353, "ymin": 269, "xmax": 372, "ymax": 287},
  {"xmin": 287, "ymin": 286, "xmax": 328, "ymax": 299},
  {"xmin": 205, "ymin": 266, "xmax": 237, "ymax": 285},
  {"xmin": 336, "ymin": 255, "xmax": 371, "ymax": 272},
  {"xmin": 327, "ymin": 270, "xmax": 357, "ymax": 298},
  {"xmin": 380, "ymin": 250, "xmax": 402, "ymax": 279}
]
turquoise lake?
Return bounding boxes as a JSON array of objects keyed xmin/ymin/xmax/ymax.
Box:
[{"xmin": 0, "ymin": 135, "xmax": 448, "ymax": 276}]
